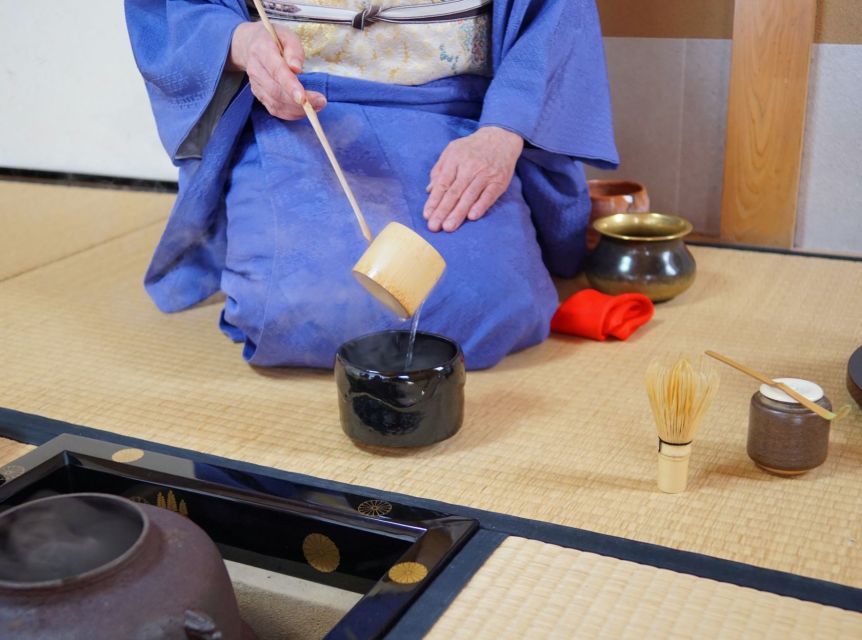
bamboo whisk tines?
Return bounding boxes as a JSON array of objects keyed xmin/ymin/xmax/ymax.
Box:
[{"xmin": 646, "ymin": 357, "xmax": 719, "ymax": 493}]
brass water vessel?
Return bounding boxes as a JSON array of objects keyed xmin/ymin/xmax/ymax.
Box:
[{"xmin": 586, "ymin": 213, "xmax": 696, "ymax": 302}]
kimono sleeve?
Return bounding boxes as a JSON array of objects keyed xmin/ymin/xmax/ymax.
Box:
[
  {"xmin": 479, "ymin": 0, "xmax": 619, "ymax": 169},
  {"xmin": 124, "ymin": 0, "xmax": 248, "ymax": 162}
]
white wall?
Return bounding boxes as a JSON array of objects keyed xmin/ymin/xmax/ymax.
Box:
[
  {"xmin": 796, "ymin": 44, "xmax": 862, "ymax": 253},
  {"xmin": 0, "ymin": 1, "xmax": 176, "ymax": 181},
  {"xmin": 586, "ymin": 38, "xmax": 731, "ymax": 238}
]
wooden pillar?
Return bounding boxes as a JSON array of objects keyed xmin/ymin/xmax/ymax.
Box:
[{"xmin": 719, "ymin": 0, "xmax": 817, "ymax": 247}]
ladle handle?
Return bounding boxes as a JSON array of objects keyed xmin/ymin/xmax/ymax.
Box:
[
  {"xmin": 704, "ymin": 350, "xmax": 840, "ymax": 421},
  {"xmin": 251, "ymin": 0, "xmax": 281, "ymax": 48},
  {"xmin": 250, "ymin": 0, "xmax": 374, "ymax": 244},
  {"xmin": 301, "ymin": 102, "xmax": 374, "ymax": 243}
]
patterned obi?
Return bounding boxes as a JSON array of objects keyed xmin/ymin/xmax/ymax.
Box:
[{"xmin": 257, "ymin": 1, "xmax": 492, "ymax": 85}]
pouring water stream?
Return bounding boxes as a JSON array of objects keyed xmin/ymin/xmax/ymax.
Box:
[{"xmin": 405, "ymin": 304, "xmax": 423, "ymax": 370}]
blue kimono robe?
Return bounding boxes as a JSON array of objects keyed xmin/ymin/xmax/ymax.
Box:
[{"xmin": 125, "ymin": 0, "xmax": 618, "ymax": 369}]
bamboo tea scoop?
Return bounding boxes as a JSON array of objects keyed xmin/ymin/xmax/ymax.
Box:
[
  {"xmin": 705, "ymin": 350, "xmax": 849, "ymax": 421},
  {"xmin": 251, "ymin": 0, "xmax": 445, "ymax": 318}
]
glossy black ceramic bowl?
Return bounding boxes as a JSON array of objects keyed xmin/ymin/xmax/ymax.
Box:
[{"xmin": 335, "ymin": 331, "xmax": 465, "ymax": 447}]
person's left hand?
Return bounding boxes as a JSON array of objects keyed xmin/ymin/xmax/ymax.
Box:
[{"xmin": 423, "ymin": 126, "xmax": 524, "ymax": 232}]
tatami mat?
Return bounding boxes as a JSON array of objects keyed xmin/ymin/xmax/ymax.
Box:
[
  {"xmin": 426, "ymin": 537, "xmax": 862, "ymax": 639},
  {"xmin": 0, "ymin": 181, "xmax": 170, "ymax": 281},
  {"xmin": 0, "ymin": 437, "xmax": 33, "ymax": 468},
  {"xmin": 0, "ymin": 187, "xmax": 859, "ymax": 589}
]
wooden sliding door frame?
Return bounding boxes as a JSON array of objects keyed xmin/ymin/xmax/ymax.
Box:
[{"xmin": 718, "ymin": 0, "xmax": 817, "ymax": 248}]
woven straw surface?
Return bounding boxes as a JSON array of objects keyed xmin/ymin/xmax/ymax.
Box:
[
  {"xmin": 0, "ymin": 438, "xmax": 33, "ymax": 467},
  {"xmin": 426, "ymin": 536, "xmax": 862, "ymax": 639},
  {"xmin": 0, "ymin": 186, "xmax": 859, "ymax": 588},
  {"xmin": 0, "ymin": 181, "xmax": 170, "ymax": 281}
]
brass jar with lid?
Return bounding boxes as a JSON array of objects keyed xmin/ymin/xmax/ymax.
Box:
[{"xmin": 747, "ymin": 378, "xmax": 832, "ymax": 475}]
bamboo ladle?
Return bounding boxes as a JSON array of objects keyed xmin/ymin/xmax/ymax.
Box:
[
  {"xmin": 705, "ymin": 351, "xmax": 850, "ymax": 421},
  {"xmin": 250, "ymin": 0, "xmax": 445, "ymax": 318}
]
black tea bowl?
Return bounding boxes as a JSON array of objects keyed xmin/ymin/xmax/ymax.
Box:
[{"xmin": 335, "ymin": 330, "xmax": 465, "ymax": 447}]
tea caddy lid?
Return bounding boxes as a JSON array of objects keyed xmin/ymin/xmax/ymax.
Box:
[{"xmin": 759, "ymin": 378, "xmax": 824, "ymax": 404}]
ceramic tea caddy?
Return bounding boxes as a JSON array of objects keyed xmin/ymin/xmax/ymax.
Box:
[
  {"xmin": 585, "ymin": 213, "xmax": 696, "ymax": 302},
  {"xmin": 747, "ymin": 378, "xmax": 832, "ymax": 476},
  {"xmin": 335, "ymin": 330, "xmax": 465, "ymax": 447}
]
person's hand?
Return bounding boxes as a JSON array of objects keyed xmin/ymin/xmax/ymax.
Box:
[
  {"xmin": 227, "ymin": 22, "xmax": 326, "ymax": 120},
  {"xmin": 423, "ymin": 126, "xmax": 524, "ymax": 232}
]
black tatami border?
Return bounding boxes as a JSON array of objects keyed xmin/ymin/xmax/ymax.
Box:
[
  {"xmin": 1, "ymin": 406, "xmax": 859, "ymax": 639},
  {"xmin": 0, "ymin": 168, "xmax": 178, "ymax": 193}
]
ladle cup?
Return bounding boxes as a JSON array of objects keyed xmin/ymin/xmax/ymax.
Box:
[
  {"xmin": 251, "ymin": 0, "xmax": 445, "ymax": 318},
  {"xmin": 353, "ymin": 222, "xmax": 445, "ymax": 318}
]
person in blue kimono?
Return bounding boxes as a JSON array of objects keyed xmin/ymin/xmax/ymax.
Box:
[{"xmin": 125, "ymin": 0, "xmax": 618, "ymax": 369}]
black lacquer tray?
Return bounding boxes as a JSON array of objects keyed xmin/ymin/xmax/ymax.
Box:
[{"xmin": 0, "ymin": 434, "xmax": 477, "ymax": 640}]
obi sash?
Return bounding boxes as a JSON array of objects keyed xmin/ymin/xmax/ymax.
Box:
[
  {"xmin": 249, "ymin": 0, "xmax": 492, "ymax": 85},
  {"xmin": 252, "ymin": 0, "xmax": 491, "ymax": 29}
]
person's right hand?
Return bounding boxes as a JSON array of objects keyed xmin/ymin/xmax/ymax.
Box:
[{"xmin": 227, "ymin": 21, "xmax": 326, "ymax": 120}]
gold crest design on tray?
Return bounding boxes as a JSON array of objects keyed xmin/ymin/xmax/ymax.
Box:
[
  {"xmin": 0, "ymin": 464, "xmax": 25, "ymax": 482},
  {"xmin": 388, "ymin": 561, "xmax": 428, "ymax": 585},
  {"xmin": 111, "ymin": 447, "xmax": 145, "ymax": 463},
  {"xmin": 357, "ymin": 499, "xmax": 392, "ymax": 517},
  {"xmin": 129, "ymin": 496, "xmax": 150, "ymax": 505},
  {"xmin": 156, "ymin": 490, "xmax": 189, "ymax": 517},
  {"xmin": 303, "ymin": 533, "xmax": 340, "ymax": 573}
]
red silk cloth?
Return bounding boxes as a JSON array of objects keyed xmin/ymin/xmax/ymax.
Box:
[{"xmin": 551, "ymin": 289, "xmax": 654, "ymax": 341}]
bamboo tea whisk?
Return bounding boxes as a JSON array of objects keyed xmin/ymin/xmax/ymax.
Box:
[{"xmin": 646, "ymin": 357, "xmax": 719, "ymax": 493}]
